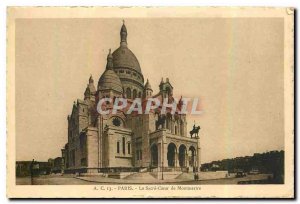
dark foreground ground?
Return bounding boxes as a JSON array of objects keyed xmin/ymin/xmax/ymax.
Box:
[{"xmin": 16, "ymin": 174, "xmax": 274, "ymax": 185}]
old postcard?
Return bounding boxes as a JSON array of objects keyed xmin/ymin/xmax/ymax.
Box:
[{"xmin": 7, "ymin": 7, "xmax": 294, "ymax": 198}]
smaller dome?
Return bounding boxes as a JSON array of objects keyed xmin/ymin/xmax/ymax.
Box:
[
  {"xmin": 98, "ymin": 69, "xmax": 123, "ymax": 93},
  {"xmin": 98, "ymin": 49, "xmax": 123, "ymax": 93}
]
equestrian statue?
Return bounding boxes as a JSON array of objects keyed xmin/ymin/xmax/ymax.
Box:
[
  {"xmin": 155, "ymin": 114, "xmax": 166, "ymax": 130},
  {"xmin": 190, "ymin": 123, "xmax": 200, "ymax": 138}
]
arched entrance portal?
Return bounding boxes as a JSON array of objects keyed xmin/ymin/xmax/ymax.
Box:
[
  {"xmin": 150, "ymin": 144, "xmax": 158, "ymax": 167},
  {"xmin": 167, "ymin": 143, "xmax": 177, "ymax": 167},
  {"xmin": 188, "ymin": 146, "xmax": 196, "ymax": 167},
  {"xmin": 179, "ymin": 145, "xmax": 187, "ymax": 167}
]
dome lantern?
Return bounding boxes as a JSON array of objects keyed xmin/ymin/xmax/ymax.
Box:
[
  {"xmin": 120, "ymin": 20, "xmax": 127, "ymax": 47},
  {"xmin": 89, "ymin": 75, "xmax": 94, "ymax": 84},
  {"xmin": 106, "ymin": 49, "xmax": 113, "ymax": 70}
]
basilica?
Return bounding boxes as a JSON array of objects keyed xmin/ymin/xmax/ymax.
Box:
[{"xmin": 61, "ymin": 22, "xmax": 201, "ymax": 175}]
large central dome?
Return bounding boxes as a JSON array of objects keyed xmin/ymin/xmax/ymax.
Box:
[
  {"xmin": 110, "ymin": 21, "xmax": 145, "ymax": 99},
  {"xmin": 112, "ymin": 47, "xmax": 141, "ymax": 73},
  {"xmin": 112, "ymin": 22, "xmax": 142, "ymax": 74}
]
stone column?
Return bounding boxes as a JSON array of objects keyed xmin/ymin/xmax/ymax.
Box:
[
  {"xmin": 174, "ymin": 152, "xmax": 178, "ymax": 168},
  {"xmin": 157, "ymin": 141, "xmax": 162, "ymax": 167},
  {"xmin": 162, "ymin": 136, "xmax": 168, "ymax": 168},
  {"xmin": 185, "ymin": 152, "xmax": 188, "ymax": 167},
  {"xmin": 173, "ymin": 152, "xmax": 176, "ymax": 168}
]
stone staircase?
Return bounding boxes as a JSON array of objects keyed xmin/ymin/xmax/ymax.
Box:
[
  {"xmin": 176, "ymin": 171, "xmax": 228, "ymax": 180},
  {"xmin": 151, "ymin": 171, "xmax": 183, "ymax": 180},
  {"xmin": 123, "ymin": 172, "xmax": 157, "ymax": 181},
  {"xmin": 176, "ymin": 172, "xmax": 194, "ymax": 180}
]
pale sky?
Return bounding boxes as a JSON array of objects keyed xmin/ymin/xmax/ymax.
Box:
[{"xmin": 15, "ymin": 18, "xmax": 284, "ymax": 163}]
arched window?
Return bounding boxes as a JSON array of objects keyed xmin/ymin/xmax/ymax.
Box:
[
  {"xmin": 166, "ymin": 87, "xmax": 171, "ymax": 96},
  {"xmin": 133, "ymin": 89, "xmax": 137, "ymax": 99},
  {"xmin": 126, "ymin": 88, "xmax": 131, "ymax": 99},
  {"xmin": 117, "ymin": 141, "xmax": 120, "ymax": 153},
  {"xmin": 128, "ymin": 142, "xmax": 131, "ymax": 154},
  {"xmin": 122, "ymin": 137, "xmax": 126, "ymax": 154},
  {"xmin": 175, "ymin": 126, "xmax": 178, "ymax": 135},
  {"xmin": 138, "ymin": 92, "xmax": 142, "ymax": 98}
]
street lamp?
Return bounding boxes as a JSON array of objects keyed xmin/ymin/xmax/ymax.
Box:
[{"xmin": 161, "ymin": 161, "xmax": 164, "ymax": 180}]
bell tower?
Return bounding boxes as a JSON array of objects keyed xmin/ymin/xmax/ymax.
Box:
[{"xmin": 159, "ymin": 77, "xmax": 173, "ymax": 98}]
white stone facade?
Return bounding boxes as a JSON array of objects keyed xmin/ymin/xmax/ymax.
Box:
[{"xmin": 62, "ymin": 22, "xmax": 201, "ymax": 173}]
